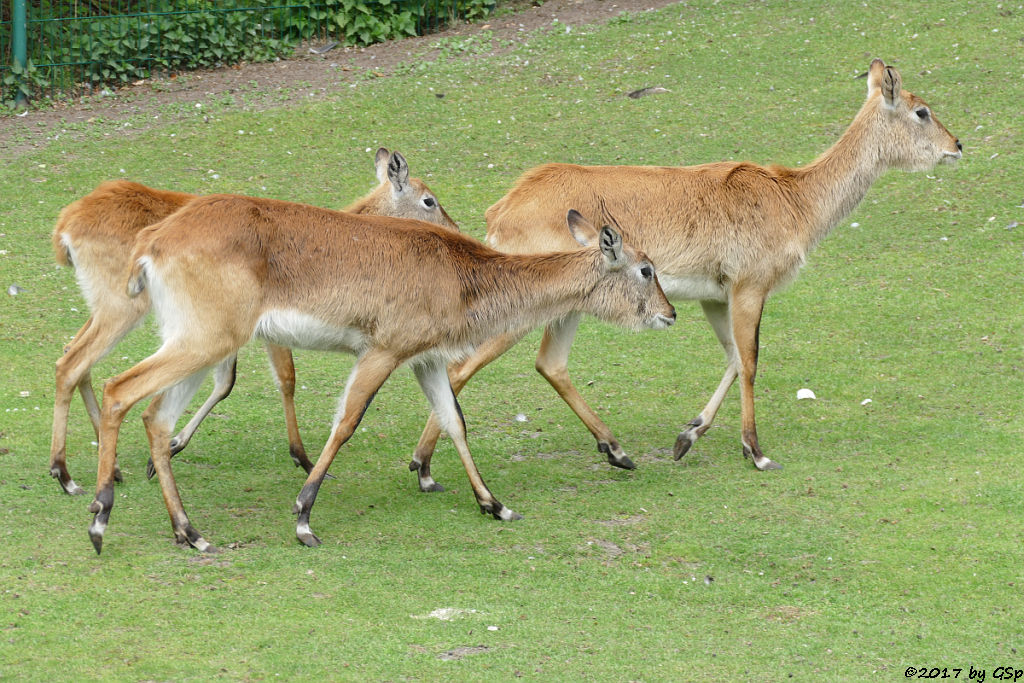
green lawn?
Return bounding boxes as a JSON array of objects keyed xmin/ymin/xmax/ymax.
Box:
[{"xmin": 1, "ymin": 0, "xmax": 1021, "ymax": 679}]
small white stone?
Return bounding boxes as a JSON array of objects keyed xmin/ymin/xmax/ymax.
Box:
[{"xmin": 797, "ymin": 388, "xmax": 816, "ymax": 400}]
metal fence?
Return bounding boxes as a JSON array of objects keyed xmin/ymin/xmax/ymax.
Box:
[{"xmin": 1, "ymin": 0, "xmax": 485, "ymax": 105}]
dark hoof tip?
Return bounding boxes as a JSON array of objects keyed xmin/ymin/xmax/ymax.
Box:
[
  {"xmin": 297, "ymin": 532, "xmax": 322, "ymax": 548},
  {"xmin": 112, "ymin": 469, "xmax": 123, "ymax": 483},
  {"xmin": 169, "ymin": 443, "xmax": 185, "ymax": 457},
  {"xmin": 610, "ymin": 455, "xmax": 636, "ymax": 470},
  {"xmin": 89, "ymin": 531, "xmax": 103, "ymax": 555},
  {"xmin": 481, "ymin": 504, "xmax": 522, "ymax": 521},
  {"xmin": 408, "ymin": 459, "xmax": 421, "ymax": 472},
  {"xmin": 421, "ymin": 482, "xmax": 445, "ymax": 493},
  {"xmin": 146, "ymin": 459, "xmax": 156, "ymax": 480},
  {"xmin": 673, "ymin": 433, "xmax": 694, "ymax": 460}
]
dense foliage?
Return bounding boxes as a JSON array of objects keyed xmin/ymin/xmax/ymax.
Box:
[{"xmin": 1, "ymin": 0, "xmax": 495, "ymax": 106}]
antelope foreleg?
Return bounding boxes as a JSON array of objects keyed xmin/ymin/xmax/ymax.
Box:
[
  {"xmin": 674, "ymin": 300, "xmax": 738, "ymax": 461},
  {"xmin": 534, "ymin": 314, "xmax": 635, "ymax": 469}
]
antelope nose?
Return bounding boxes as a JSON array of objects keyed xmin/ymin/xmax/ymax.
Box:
[{"xmin": 956, "ymin": 139, "xmax": 962, "ymax": 152}]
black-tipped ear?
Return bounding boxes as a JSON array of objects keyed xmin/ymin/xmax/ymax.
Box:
[
  {"xmin": 388, "ymin": 151, "xmax": 409, "ymax": 191},
  {"xmin": 598, "ymin": 225, "xmax": 623, "ymax": 264},
  {"xmin": 880, "ymin": 65, "xmax": 902, "ymax": 109},
  {"xmin": 866, "ymin": 59, "xmax": 901, "ymax": 108},
  {"xmin": 375, "ymin": 148, "xmax": 391, "ymax": 184},
  {"xmin": 566, "ymin": 209, "xmax": 601, "ymax": 247}
]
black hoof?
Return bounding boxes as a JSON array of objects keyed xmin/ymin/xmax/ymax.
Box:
[
  {"xmin": 112, "ymin": 467, "xmax": 123, "ymax": 483},
  {"xmin": 479, "ymin": 502, "xmax": 522, "ymax": 521},
  {"xmin": 674, "ymin": 418, "xmax": 703, "ymax": 460},
  {"xmin": 89, "ymin": 527, "xmax": 104, "ymax": 555},
  {"xmin": 743, "ymin": 445, "xmax": 782, "ymax": 471},
  {"xmin": 757, "ymin": 459, "xmax": 783, "ymax": 471},
  {"xmin": 597, "ymin": 442, "xmax": 635, "ymax": 470},
  {"xmin": 146, "ymin": 458, "xmax": 156, "ymax": 480},
  {"xmin": 169, "ymin": 438, "xmax": 186, "ymax": 457},
  {"xmin": 88, "ymin": 490, "xmax": 112, "ymax": 555},
  {"xmin": 51, "ymin": 467, "xmax": 85, "ymax": 495},
  {"xmin": 609, "ymin": 454, "xmax": 635, "ymax": 470},
  {"xmin": 297, "ymin": 528, "xmax": 322, "ymax": 547},
  {"xmin": 673, "ymin": 432, "xmax": 695, "ymax": 460},
  {"xmin": 420, "ymin": 481, "xmax": 445, "ymax": 493}
]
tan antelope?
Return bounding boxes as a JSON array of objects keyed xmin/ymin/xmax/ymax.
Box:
[
  {"xmin": 84, "ymin": 200, "xmax": 674, "ymax": 553},
  {"xmin": 50, "ymin": 149, "xmax": 456, "ymax": 496},
  {"xmin": 408, "ymin": 58, "xmax": 961, "ymax": 481}
]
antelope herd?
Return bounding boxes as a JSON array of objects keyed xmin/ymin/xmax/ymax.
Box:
[{"xmin": 46, "ymin": 60, "xmax": 959, "ymax": 553}]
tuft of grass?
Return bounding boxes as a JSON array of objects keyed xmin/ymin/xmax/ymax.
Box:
[{"xmin": 1, "ymin": 0, "xmax": 1022, "ymax": 679}]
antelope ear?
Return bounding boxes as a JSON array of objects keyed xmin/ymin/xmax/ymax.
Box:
[
  {"xmin": 866, "ymin": 59, "xmax": 886, "ymax": 95},
  {"xmin": 867, "ymin": 59, "xmax": 901, "ymax": 109},
  {"xmin": 375, "ymin": 148, "xmax": 391, "ymax": 184},
  {"xmin": 880, "ymin": 64, "xmax": 902, "ymax": 109},
  {"xmin": 566, "ymin": 209, "xmax": 601, "ymax": 247},
  {"xmin": 598, "ymin": 225, "xmax": 623, "ymax": 264},
  {"xmin": 387, "ymin": 151, "xmax": 409, "ymax": 192},
  {"xmin": 385, "ymin": 149, "xmax": 409, "ymax": 192}
]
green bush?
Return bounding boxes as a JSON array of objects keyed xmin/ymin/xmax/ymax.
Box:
[{"xmin": 1, "ymin": 0, "xmax": 495, "ymax": 107}]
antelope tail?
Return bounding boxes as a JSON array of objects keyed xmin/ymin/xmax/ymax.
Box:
[{"xmin": 126, "ymin": 257, "xmax": 149, "ymax": 298}]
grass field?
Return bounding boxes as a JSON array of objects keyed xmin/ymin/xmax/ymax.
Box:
[{"xmin": 1, "ymin": 0, "xmax": 1022, "ymax": 679}]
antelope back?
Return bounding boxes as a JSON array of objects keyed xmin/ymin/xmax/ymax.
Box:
[
  {"xmin": 344, "ymin": 148, "xmax": 458, "ymax": 230},
  {"xmin": 52, "ymin": 181, "xmax": 194, "ymax": 267},
  {"xmin": 864, "ymin": 59, "xmax": 961, "ymax": 171}
]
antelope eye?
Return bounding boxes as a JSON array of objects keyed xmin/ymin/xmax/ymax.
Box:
[
  {"xmin": 915, "ymin": 107, "xmax": 930, "ymax": 120},
  {"xmin": 423, "ymin": 196, "xmax": 436, "ymax": 208},
  {"xmin": 640, "ymin": 265, "xmax": 654, "ymax": 280}
]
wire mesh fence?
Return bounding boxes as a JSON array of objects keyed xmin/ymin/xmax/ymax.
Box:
[{"xmin": 1, "ymin": 0, "xmax": 491, "ymax": 105}]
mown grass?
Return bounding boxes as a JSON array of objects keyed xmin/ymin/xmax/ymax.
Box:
[{"xmin": 1, "ymin": 0, "xmax": 1022, "ymax": 679}]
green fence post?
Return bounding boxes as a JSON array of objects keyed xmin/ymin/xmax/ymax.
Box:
[{"xmin": 12, "ymin": 0, "xmax": 28, "ymax": 107}]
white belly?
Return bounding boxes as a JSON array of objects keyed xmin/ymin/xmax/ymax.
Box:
[
  {"xmin": 254, "ymin": 309, "xmax": 368, "ymax": 353},
  {"xmin": 656, "ymin": 274, "xmax": 727, "ymax": 303}
]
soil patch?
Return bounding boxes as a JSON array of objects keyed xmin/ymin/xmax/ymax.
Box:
[{"xmin": 0, "ymin": 0, "xmax": 681, "ymax": 158}]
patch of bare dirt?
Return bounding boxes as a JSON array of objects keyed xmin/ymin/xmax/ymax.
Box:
[{"xmin": 0, "ymin": 0, "xmax": 681, "ymax": 158}]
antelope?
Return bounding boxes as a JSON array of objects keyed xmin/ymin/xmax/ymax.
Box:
[
  {"xmin": 408, "ymin": 58, "xmax": 961, "ymax": 482},
  {"xmin": 50, "ymin": 149, "xmax": 456, "ymax": 496},
  {"xmin": 85, "ymin": 198, "xmax": 674, "ymax": 553}
]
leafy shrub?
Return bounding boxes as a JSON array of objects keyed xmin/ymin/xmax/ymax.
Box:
[{"xmin": 1, "ymin": 0, "xmax": 497, "ymax": 107}]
